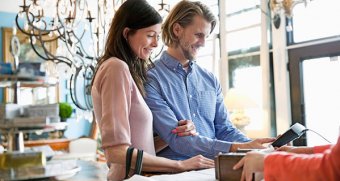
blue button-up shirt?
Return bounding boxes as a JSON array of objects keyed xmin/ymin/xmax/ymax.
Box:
[{"xmin": 145, "ymin": 52, "xmax": 250, "ymax": 160}]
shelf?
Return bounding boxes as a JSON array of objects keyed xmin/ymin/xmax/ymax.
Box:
[
  {"xmin": 0, "ymin": 122, "xmax": 68, "ymax": 132},
  {"xmin": 0, "ymin": 75, "xmax": 58, "ymax": 88}
]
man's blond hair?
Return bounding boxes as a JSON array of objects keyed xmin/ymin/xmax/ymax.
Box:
[{"xmin": 162, "ymin": 0, "xmax": 216, "ymax": 47}]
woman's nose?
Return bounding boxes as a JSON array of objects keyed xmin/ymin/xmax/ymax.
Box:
[{"xmin": 151, "ymin": 37, "xmax": 158, "ymax": 47}]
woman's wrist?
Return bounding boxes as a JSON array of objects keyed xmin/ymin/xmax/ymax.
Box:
[
  {"xmin": 174, "ymin": 160, "xmax": 183, "ymax": 172},
  {"xmin": 295, "ymin": 146, "xmax": 314, "ymax": 154}
]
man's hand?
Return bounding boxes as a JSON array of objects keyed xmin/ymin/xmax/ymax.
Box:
[
  {"xmin": 172, "ymin": 120, "xmax": 199, "ymax": 136},
  {"xmin": 230, "ymin": 138, "xmax": 276, "ymax": 152}
]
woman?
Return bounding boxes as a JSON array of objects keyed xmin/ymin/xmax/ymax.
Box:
[
  {"xmin": 91, "ymin": 0, "xmax": 214, "ymax": 180},
  {"xmin": 233, "ymin": 134, "xmax": 340, "ymax": 181}
]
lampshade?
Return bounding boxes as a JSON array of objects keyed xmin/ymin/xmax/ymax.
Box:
[{"xmin": 224, "ymin": 88, "xmax": 258, "ymax": 110}]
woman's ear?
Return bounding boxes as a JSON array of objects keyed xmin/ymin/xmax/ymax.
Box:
[
  {"xmin": 123, "ymin": 27, "xmax": 130, "ymax": 40},
  {"xmin": 173, "ymin": 23, "xmax": 183, "ymax": 37}
]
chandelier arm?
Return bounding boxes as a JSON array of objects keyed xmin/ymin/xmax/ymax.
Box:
[
  {"xmin": 88, "ymin": 23, "xmax": 99, "ymax": 59},
  {"xmin": 16, "ymin": 14, "xmax": 61, "ymax": 45},
  {"xmin": 23, "ymin": 11, "xmax": 49, "ymax": 36},
  {"xmin": 56, "ymin": 0, "xmax": 87, "ymax": 31},
  {"xmin": 17, "ymin": 20, "xmax": 73, "ymax": 67},
  {"xmin": 61, "ymin": 30, "xmax": 87, "ymax": 65},
  {"xmin": 72, "ymin": 29, "xmax": 86, "ymax": 43},
  {"xmin": 28, "ymin": 36, "xmax": 52, "ymax": 61},
  {"xmin": 67, "ymin": 30, "xmax": 95, "ymax": 60},
  {"xmin": 29, "ymin": 36, "xmax": 73, "ymax": 67},
  {"xmin": 70, "ymin": 71, "xmax": 85, "ymax": 110},
  {"xmin": 69, "ymin": 73, "xmax": 86, "ymax": 110},
  {"xmin": 98, "ymin": 3, "xmax": 107, "ymax": 29},
  {"xmin": 83, "ymin": 66, "xmax": 93, "ymax": 110},
  {"xmin": 34, "ymin": 32, "xmax": 74, "ymax": 66},
  {"xmin": 69, "ymin": 66, "xmax": 89, "ymax": 110},
  {"xmin": 54, "ymin": 57, "xmax": 73, "ymax": 67},
  {"xmin": 15, "ymin": 14, "xmax": 42, "ymax": 37},
  {"xmin": 76, "ymin": 40, "xmax": 95, "ymax": 60},
  {"xmin": 35, "ymin": 33, "xmax": 56, "ymax": 60}
]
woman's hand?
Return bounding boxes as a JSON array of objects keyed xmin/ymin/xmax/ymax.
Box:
[
  {"xmin": 172, "ymin": 120, "xmax": 198, "ymax": 136},
  {"xmin": 233, "ymin": 151, "xmax": 266, "ymax": 181},
  {"xmin": 177, "ymin": 155, "xmax": 215, "ymax": 171}
]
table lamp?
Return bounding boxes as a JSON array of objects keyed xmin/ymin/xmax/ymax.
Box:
[{"xmin": 224, "ymin": 88, "xmax": 258, "ymax": 132}]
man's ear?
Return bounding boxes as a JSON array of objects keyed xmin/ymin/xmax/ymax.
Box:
[
  {"xmin": 123, "ymin": 27, "xmax": 130, "ymax": 40},
  {"xmin": 173, "ymin": 23, "xmax": 183, "ymax": 37}
]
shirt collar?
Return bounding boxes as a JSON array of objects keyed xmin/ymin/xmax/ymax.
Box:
[{"xmin": 160, "ymin": 51, "xmax": 195, "ymax": 71}]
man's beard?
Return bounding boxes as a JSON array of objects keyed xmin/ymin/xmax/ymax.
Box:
[{"xmin": 180, "ymin": 40, "xmax": 195, "ymax": 60}]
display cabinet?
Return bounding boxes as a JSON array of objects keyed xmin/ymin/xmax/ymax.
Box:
[{"xmin": 0, "ymin": 75, "xmax": 66, "ymax": 152}]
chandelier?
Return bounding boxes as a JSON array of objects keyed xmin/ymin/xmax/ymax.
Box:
[
  {"xmin": 14, "ymin": 0, "xmax": 124, "ymax": 110},
  {"xmin": 158, "ymin": 0, "xmax": 170, "ymax": 18},
  {"xmin": 270, "ymin": 0, "xmax": 313, "ymax": 17},
  {"xmin": 269, "ymin": 0, "xmax": 313, "ymax": 29}
]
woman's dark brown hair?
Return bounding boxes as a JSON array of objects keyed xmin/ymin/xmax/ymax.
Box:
[{"xmin": 92, "ymin": 0, "xmax": 162, "ymax": 95}]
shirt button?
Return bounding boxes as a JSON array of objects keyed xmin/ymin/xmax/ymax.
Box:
[
  {"xmin": 193, "ymin": 113, "xmax": 196, "ymax": 117},
  {"xmin": 189, "ymin": 95, "xmax": 192, "ymax": 98}
]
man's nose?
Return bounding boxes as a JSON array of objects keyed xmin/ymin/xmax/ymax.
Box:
[{"xmin": 199, "ymin": 37, "xmax": 206, "ymax": 46}]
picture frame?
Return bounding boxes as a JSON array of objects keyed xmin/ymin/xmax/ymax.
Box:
[{"xmin": 2, "ymin": 27, "xmax": 57, "ymax": 64}]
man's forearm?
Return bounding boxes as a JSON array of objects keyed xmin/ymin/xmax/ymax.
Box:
[{"xmin": 160, "ymin": 133, "xmax": 233, "ymax": 159}]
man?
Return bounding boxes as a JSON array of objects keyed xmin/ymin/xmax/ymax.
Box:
[{"xmin": 145, "ymin": 0, "xmax": 273, "ymax": 160}]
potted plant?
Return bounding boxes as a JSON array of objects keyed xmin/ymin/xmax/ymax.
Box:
[{"xmin": 59, "ymin": 102, "xmax": 73, "ymax": 122}]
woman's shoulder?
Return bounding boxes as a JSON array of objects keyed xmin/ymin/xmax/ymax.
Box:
[
  {"xmin": 100, "ymin": 57, "xmax": 129, "ymax": 72},
  {"xmin": 94, "ymin": 57, "xmax": 131, "ymax": 84}
]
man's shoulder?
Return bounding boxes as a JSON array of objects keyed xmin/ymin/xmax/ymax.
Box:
[
  {"xmin": 194, "ymin": 63, "xmax": 217, "ymax": 79},
  {"xmin": 151, "ymin": 58, "xmax": 163, "ymax": 68},
  {"xmin": 148, "ymin": 58, "xmax": 166, "ymax": 74}
]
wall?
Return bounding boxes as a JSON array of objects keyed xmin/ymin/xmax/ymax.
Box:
[
  {"xmin": 0, "ymin": 0, "xmax": 18, "ymax": 13},
  {"xmin": 64, "ymin": 118, "xmax": 92, "ymax": 139}
]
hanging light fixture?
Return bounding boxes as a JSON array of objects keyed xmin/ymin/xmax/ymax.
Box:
[
  {"xmin": 14, "ymin": 0, "xmax": 120, "ymax": 111},
  {"xmin": 158, "ymin": 0, "xmax": 170, "ymax": 18},
  {"xmin": 149, "ymin": 0, "xmax": 170, "ymax": 60},
  {"xmin": 15, "ymin": 0, "xmax": 117, "ymax": 69},
  {"xmin": 270, "ymin": 0, "xmax": 313, "ymax": 29},
  {"xmin": 270, "ymin": 0, "xmax": 313, "ymax": 17}
]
